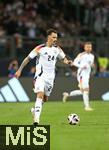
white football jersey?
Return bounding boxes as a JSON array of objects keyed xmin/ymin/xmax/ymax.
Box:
[
  {"xmin": 28, "ymin": 44, "xmax": 65, "ymax": 82},
  {"xmin": 73, "ymin": 52, "xmax": 94, "ymax": 77}
]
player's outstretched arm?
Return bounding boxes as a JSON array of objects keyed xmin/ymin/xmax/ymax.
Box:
[
  {"xmin": 15, "ymin": 46, "xmax": 39, "ymax": 78},
  {"xmin": 63, "ymin": 57, "xmax": 73, "ymax": 66},
  {"xmin": 57, "ymin": 47, "xmax": 73, "ymax": 66},
  {"xmin": 15, "ymin": 56, "xmax": 30, "ymax": 78}
]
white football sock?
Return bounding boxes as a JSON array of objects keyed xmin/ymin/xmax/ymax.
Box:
[
  {"xmin": 34, "ymin": 98, "xmax": 43, "ymax": 121},
  {"xmin": 83, "ymin": 91, "xmax": 90, "ymax": 108},
  {"xmin": 69, "ymin": 90, "xmax": 82, "ymax": 97}
]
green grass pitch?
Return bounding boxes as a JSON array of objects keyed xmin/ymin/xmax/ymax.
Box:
[{"xmin": 0, "ymin": 101, "xmax": 109, "ymax": 150}]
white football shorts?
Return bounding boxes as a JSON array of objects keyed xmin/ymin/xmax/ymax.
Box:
[
  {"xmin": 77, "ymin": 74, "xmax": 89, "ymax": 89},
  {"xmin": 34, "ymin": 77, "xmax": 53, "ymax": 96}
]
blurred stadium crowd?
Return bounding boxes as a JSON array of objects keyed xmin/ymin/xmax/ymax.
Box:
[
  {"xmin": 0, "ymin": 0, "xmax": 109, "ymax": 38},
  {"xmin": 0, "ymin": 0, "xmax": 109, "ymax": 77}
]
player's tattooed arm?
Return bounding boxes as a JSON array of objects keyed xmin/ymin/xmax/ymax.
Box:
[
  {"xmin": 15, "ymin": 49, "xmax": 38, "ymax": 78},
  {"xmin": 19, "ymin": 56, "xmax": 30, "ymax": 72},
  {"xmin": 15, "ymin": 56, "xmax": 30, "ymax": 78}
]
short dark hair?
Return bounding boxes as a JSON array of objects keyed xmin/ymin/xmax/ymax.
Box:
[
  {"xmin": 46, "ymin": 29, "xmax": 57, "ymax": 36},
  {"xmin": 84, "ymin": 41, "xmax": 92, "ymax": 45}
]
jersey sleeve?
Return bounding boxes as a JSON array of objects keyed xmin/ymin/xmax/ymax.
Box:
[
  {"xmin": 28, "ymin": 50, "xmax": 37, "ymax": 59},
  {"xmin": 28, "ymin": 44, "xmax": 44, "ymax": 59},
  {"xmin": 90, "ymin": 55, "xmax": 94, "ymax": 66},
  {"xmin": 73, "ymin": 54, "xmax": 82, "ymax": 68},
  {"xmin": 57, "ymin": 48, "xmax": 65, "ymax": 60}
]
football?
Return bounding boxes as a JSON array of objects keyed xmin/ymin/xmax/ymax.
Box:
[{"xmin": 68, "ymin": 113, "xmax": 80, "ymax": 125}]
